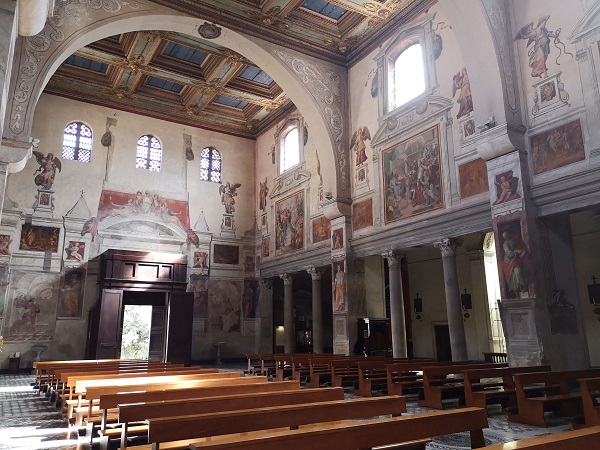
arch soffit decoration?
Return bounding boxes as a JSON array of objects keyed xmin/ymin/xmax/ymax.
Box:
[{"xmin": 4, "ymin": 0, "xmax": 347, "ymax": 200}]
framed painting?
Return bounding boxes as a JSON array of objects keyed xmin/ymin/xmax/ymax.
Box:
[
  {"xmin": 213, "ymin": 244, "xmax": 239, "ymax": 265},
  {"xmin": 459, "ymin": 158, "xmax": 489, "ymax": 199},
  {"xmin": 531, "ymin": 120, "xmax": 585, "ymax": 175},
  {"xmin": 381, "ymin": 125, "xmax": 444, "ymax": 224},
  {"xmin": 274, "ymin": 190, "xmax": 304, "ymax": 256}
]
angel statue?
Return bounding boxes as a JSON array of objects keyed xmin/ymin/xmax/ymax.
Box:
[
  {"xmin": 32, "ymin": 151, "xmax": 61, "ymax": 190},
  {"xmin": 514, "ymin": 16, "xmax": 565, "ymax": 79},
  {"xmin": 350, "ymin": 126, "xmax": 371, "ymax": 166},
  {"xmin": 219, "ymin": 182, "xmax": 241, "ymax": 214}
]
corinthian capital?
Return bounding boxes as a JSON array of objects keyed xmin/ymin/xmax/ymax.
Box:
[
  {"xmin": 434, "ymin": 238, "xmax": 463, "ymax": 257},
  {"xmin": 382, "ymin": 250, "xmax": 401, "ymax": 266},
  {"xmin": 279, "ymin": 273, "xmax": 292, "ymax": 285},
  {"xmin": 307, "ymin": 267, "xmax": 322, "ymax": 280}
]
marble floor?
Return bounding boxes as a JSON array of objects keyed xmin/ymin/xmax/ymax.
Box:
[{"xmin": 0, "ymin": 370, "xmax": 573, "ymax": 450}]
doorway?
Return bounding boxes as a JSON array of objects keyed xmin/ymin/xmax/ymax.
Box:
[
  {"xmin": 434, "ymin": 324, "xmax": 452, "ymax": 361},
  {"xmin": 120, "ymin": 304, "xmax": 152, "ymax": 359}
]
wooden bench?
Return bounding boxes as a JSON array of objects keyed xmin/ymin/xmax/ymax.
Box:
[
  {"xmin": 183, "ymin": 407, "xmax": 489, "ymax": 450},
  {"xmin": 384, "ymin": 360, "xmax": 450, "ymax": 397},
  {"xmin": 110, "ymin": 387, "xmax": 345, "ymax": 448},
  {"xmin": 509, "ymin": 368, "xmax": 600, "ymax": 427},
  {"xmin": 418, "ymin": 362, "xmax": 507, "ymax": 409},
  {"xmin": 484, "ymin": 426, "xmax": 600, "ymax": 449},
  {"xmin": 463, "ymin": 365, "xmax": 551, "ymax": 409},
  {"xmin": 580, "ymin": 377, "xmax": 600, "ymax": 426},
  {"xmin": 145, "ymin": 396, "xmax": 408, "ymax": 450}
]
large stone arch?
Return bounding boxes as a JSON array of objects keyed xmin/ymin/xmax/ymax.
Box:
[
  {"xmin": 438, "ymin": 0, "xmax": 526, "ymax": 159},
  {"xmin": 3, "ymin": 0, "xmax": 347, "ymax": 198}
]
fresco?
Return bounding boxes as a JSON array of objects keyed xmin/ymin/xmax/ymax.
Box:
[
  {"xmin": 262, "ymin": 238, "xmax": 270, "ymax": 257},
  {"xmin": 0, "ymin": 235, "xmax": 12, "ymax": 255},
  {"xmin": 352, "ymin": 198, "xmax": 373, "ymax": 231},
  {"xmin": 5, "ymin": 271, "xmax": 58, "ymax": 341},
  {"xmin": 531, "ymin": 120, "xmax": 585, "ymax": 175},
  {"xmin": 97, "ymin": 189, "xmax": 190, "ymax": 229},
  {"xmin": 242, "ymin": 279, "xmax": 260, "ymax": 319},
  {"xmin": 219, "ymin": 182, "xmax": 241, "ymax": 214},
  {"xmin": 32, "ymin": 151, "xmax": 61, "ymax": 190},
  {"xmin": 332, "ymin": 228, "xmax": 344, "ymax": 250},
  {"xmin": 312, "ymin": 216, "xmax": 331, "ymax": 244},
  {"xmin": 492, "ymin": 170, "xmax": 521, "ymax": 205},
  {"xmin": 275, "ymin": 190, "xmax": 304, "ymax": 256},
  {"xmin": 208, "ymin": 279, "xmax": 242, "ymax": 333},
  {"xmin": 350, "ymin": 126, "xmax": 371, "ymax": 166},
  {"xmin": 0, "ymin": 264, "xmax": 9, "ymax": 316},
  {"xmin": 65, "ymin": 241, "xmax": 85, "ymax": 262},
  {"xmin": 496, "ymin": 220, "xmax": 534, "ymax": 300},
  {"xmin": 192, "ymin": 252, "xmax": 209, "ymax": 270},
  {"xmin": 259, "ymin": 178, "xmax": 269, "ymax": 212},
  {"xmin": 213, "ymin": 244, "xmax": 239, "ymax": 265},
  {"xmin": 19, "ymin": 224, "xmax": 60, "ymax": 252},
  {"xmin": 189, "ymin": 274, "xmax": 208, "ymax": 318},
  {"xmin": 57, "ymin": 268, "xmax": 85, "ymax": 319},
  {"xmin": 452, "ymin": 67, "xmax": 473, "ymax": 119},
  {"xmin": 382, "ymin": 125, "xmax": 443, "ymax": 224},
  {"xmin": 459, "ymin": 158, "xmax": 489, "ymax": 199},
  {"xmin": 332, "ymin": 257, "xmax": 347, "ymax": 313}
]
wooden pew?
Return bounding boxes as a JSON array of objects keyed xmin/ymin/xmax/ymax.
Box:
[
  {"xmin": 112, "ymin": 387, "xmax": 345, "ymax": 449},
  {"xmin": 330, "ymin": 356, "xmax": 388, "ymax": 388},
  {"xmin": 462, "ymin": 365, "xmax": 551, "ymax": 409},
  {"xmin": 484, "ymin": 426, "xmax": 600, "ymax": 449},
  {"xmin": 184, "ymin": 407, "xmax": 489, "ymax": 450},
  {"xmin": 418, "ymin": 362, "xmax": 507, "ymax": 409},
  {"xmin": 384, "ymin": 360, "xmax": 450, "ymax": 397},
  {"xmin": 509, "ymin": 369, "xmax": 600, "ymax": 427},
  {"xmin": 145, "ymin": 396, "xmax": 408, "ymax": 450},
  {"xmin": 580, "ymin": 377, "xmax": 600, "ymax": 426},
  {"xmin": 80, "ymin": 377, "xmax": 273, "ymax": 428}
]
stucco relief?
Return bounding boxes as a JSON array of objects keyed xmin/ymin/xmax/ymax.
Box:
[
  {"xmin": 6, "ymin": 0, "xmax": 151, "ymax": 141},
  {"xmin": 273, "ymin": 49, "xmax": 348, "ymax": 194}
]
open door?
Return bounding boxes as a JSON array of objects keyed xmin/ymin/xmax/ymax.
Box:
[
  {"xmin": 166, "ymin": 292, "xmax": 194, "ymax": 366},
  {"xmin": 96, "ymin": 289, "xmax": 123, "ymax": 359}
]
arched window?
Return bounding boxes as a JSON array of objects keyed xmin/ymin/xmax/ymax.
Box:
[
  {"xmin": 200, "ymin": 147, "xmax": 222, "ymax": 182},
  {"xmin": 62, "ymin": 121, "xmax": 92, "ymax": 162},
  {"xmin": 136, "ymin": 135, "xmax": 162, "ymax": 172},
  {"xmin": 280, "ymin": 126, "xmax": 300, "ymax": 174},
  {"xmin": 389, "ymin": 43, "xmax": 426, "ymax": 110}
]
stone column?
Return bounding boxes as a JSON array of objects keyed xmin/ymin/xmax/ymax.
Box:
[
  {"xmin": 259, "ymin": 278, "xmax": 274, "ymax": 354},
  {"xmin": 435, "ymin": 238, "xmax": 468, "ymax": 361},
  {"xmin": 279, "ymin": 273, "xmax": 294, "ymax": 353},
  {"xmin": 382, "ymin": 251, "xmax": 407, "ymax": 358},
  {"xmin": 307, "ymin": 267, "xmax": 323, "ymax": 354}
]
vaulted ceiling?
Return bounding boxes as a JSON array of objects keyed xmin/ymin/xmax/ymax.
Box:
[{"xmin": 44, "ymin": 0, "xmax": 430, "ymax": 138}]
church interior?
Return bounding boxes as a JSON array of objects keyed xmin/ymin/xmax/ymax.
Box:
[{"xmin": 1, "ymin": 0, "xmax": 600, "ymax": 448}]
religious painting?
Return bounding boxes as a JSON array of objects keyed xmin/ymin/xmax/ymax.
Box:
[
  {"xmin": 65, "ymin": 241, "xmax": 85, "ymax": 262},
  {"xmin": 382, "ymin": 125, "xmax": 444, "ymax": 224},
  {"xmin": 350, "ymin": 126, "xmax": 371, "ymax": 166},
  {"xmin": 262, "ymin": 238, "xmax": 270, "ymax": 257},
  {"xmin": 0, "ymin": 234, "xmax": 12, "ymax": 255},
  {"xmin": 97, "ymin": 189, "xmax": 190, "ymax": 230},
  {"xmin": 540, "ymin": 81, "xmax": 556, "ymax": 103},
  {"xmin": 208, "ymin": 279, "xmax": 241, "ymax": 333},
  {"xmin": 463, "ymin": 119, "xmax": 475, "ymax": 138},
  {"xmin": 274, "ymin": 190, "xmax": 304, "ymax": 256},
  {"xmin": 259, "ymin": 178, "xmax": 269, "ymax": 212},
  {"xmin": 357, "ymin": 167, "xmax": 367, "ymax": 182},
  {"xmin": 19, "ymin": 224, "xmax": 60, "ymax": 252},
  {"xmin": 531, "ymin": 120, "xmax": 585, "ymax": 175},
  {"xmin": 5, "ymin": 271, "xmax": 58, "ymax": 341},
  {"xmin": 452, "ymin": 67, "xmax": 473, "ymax": 119},
  {"xmin": 311, "ymin": 216, "xmax": 331, "ymax": 244},
  {"xmin": 39, "ymin": 193, "xmax": 50, "ymax": 206},
  {"xmin": 331, "ymin": 228, "xmax": 344, "ymax": 250},
  {"xmin": 459, "ymin": 158, "xmax": 489, "ymax": 199},
  {"xmin": 261, "ymin": 213, "xmax": 268, "ymax": 231},
  {"xmin": 193, "ymin": 252, "xmax": 209, "ymax": 270},
  {"xmin": 244, "ymin": 256, "xmax": 255, "ymax": 272},
  {"xmin": 492, "ymin": 170, "xmax": 521, "ymax": 205},
  {"xmin": 332, "ymin": 257, "xmax": 347, "ymax": 313},
  {"xmin": 0, "ymin": 264, "xmax": 9, "ymax": 316},
  {"xmin": 57, "ymin": 268, "xmax": 85, "ymax": 319},
  {"xmin": 213, "ymin": 244, "xmax": 239, "ymax": 265},
  {"xmin": 496, "ymin": 220, "xmax": 534, "ymax": 300},
  {"xmin": 189, "ymin": 274, "xmax": 208, "ymax": 318},
  {"xmin": 242, "ymin": 279, "xmax": 260, "ymax": 319},
  {"xmin": 352, "ymin": 198, "xmax": 373, "ymax": 231}
]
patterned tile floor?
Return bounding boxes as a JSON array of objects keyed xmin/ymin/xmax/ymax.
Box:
[{"xmin": 0, "ymin": 368, "xmax": 572, "ymax": 450}]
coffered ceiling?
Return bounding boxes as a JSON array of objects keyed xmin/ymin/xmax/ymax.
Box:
[{"xmin": 44, "ymin": 0, "xmax": 430, "ymax": 138}]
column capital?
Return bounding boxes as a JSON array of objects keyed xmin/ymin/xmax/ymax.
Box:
[
  {"xmin": 307, "ymin": 267, "xmax": 323, "ymax": 280},
  {"xmin": 261, "ymin": 278, "xmax": 273, "ymax": 290},
  {"xmin": 279, "ymin": 273, "xmax": 293, "ymax": 285},
  {"xmin": 434, "ymin": 238, "xmax": 463, "ymax": 257},
  {"xmin": 382, "ymin": 250, "xmax": 401, "ymax": 266}
]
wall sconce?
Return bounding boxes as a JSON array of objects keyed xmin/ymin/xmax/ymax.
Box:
[
  {"xmin": 588, "ymin": 276, "xmax": 600, "ymax": 315},
  {"xmin": 461, "ymin": 288, "xmax": 472, "ymax": 319},
  {"xmin": 413, "ymin": 293, "xmax": 422, "ymax": 321}
]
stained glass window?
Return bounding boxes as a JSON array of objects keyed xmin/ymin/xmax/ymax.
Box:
[
  {"xmin": 62, "ymin": 122, "xmax": 92, "ymax": 162},
  {"xmin": 136, "ymin": 135, "xmax": 162, "ymax": 172},
  {"xmin": 200, "ymin": 147, "xmax": 221, "ymax": 182}
]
